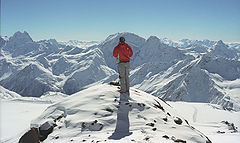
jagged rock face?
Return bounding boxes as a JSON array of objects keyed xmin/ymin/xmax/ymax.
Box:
[
  {"xmin": 31, "ymin": 84, "xmax": 212, "ymax": 143},
  {"xmin": 2, "ymin": 31, "xmax": 38, "ymax": 57},
  {"xmin": 209, "ymin": 40, "xmax": 239, "ymax": 59},
  {"xmin": 0, "ymin": 37, "xmax": 6, "ymax": 48},
  {"xmin": 160, "ymin": 65, "xmax": 223, "ymax": 102},
  {"xmin": 199, "ymin": 55, "xmax": 240, "ymax": 80}
]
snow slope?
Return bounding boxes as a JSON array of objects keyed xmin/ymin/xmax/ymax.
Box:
[
  {"xmin": 28, "ymin": 84, "xmax": 211, "ymax": 143},
  {"xmin": 1, "ymin": 84, "xmax": 239, "ymax": 143},
  {"xmin": 0, "ymin": 85, "xmax": 21, "ymax": 99},
  {"xmin": 168, "ymin": 101, "xmax": 240, "ymax": 143},
  {"xmin": 0, "ymin": 87, "xmax": 68, "ymax": 142},
  {"xmin": 0, "ymin": 100, "xmax": 50, "ymax": 141}
]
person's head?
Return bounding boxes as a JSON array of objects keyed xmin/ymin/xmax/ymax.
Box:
[{"xmin": 119, "ymin": 37, "xmax": 125, "ymax": 43}]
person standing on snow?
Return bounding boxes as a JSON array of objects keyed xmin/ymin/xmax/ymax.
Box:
[{"xmin": 113, "ymin": 37, "xmax": 133, "ymax": 93}]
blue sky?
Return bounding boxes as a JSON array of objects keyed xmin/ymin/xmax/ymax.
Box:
[{"xmin": 1, "ymin": 0, "xmax": 240, "ymax": 42}]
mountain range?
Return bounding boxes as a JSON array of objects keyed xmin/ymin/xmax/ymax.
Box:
[{"xmin": 0, "ymin": 31, "xmax": 240, "ymax": 111}]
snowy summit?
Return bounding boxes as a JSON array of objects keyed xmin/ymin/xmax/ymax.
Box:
[{"xmin": 29, "ymin": 84, "xmax": 211, "ymax": 143}]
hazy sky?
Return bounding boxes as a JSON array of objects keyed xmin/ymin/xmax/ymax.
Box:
[{"xmin": 1, "ymin": 0, "xmax": 240, "ymax": 42}]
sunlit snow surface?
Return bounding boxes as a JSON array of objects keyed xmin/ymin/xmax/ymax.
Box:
[{"xmin": 1, "ymin": 84, "xmax": 239, "ymax": 143}]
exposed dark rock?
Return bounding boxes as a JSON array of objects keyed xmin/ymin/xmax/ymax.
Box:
[
  {"xmin": 217, "ymin": 131, "xmax": 225, "ymax": 134},
  {"xmin": 39, "ymin": 121, "xmax": 55, "ymax": 141},
  {"xmin": 174, "ymin": 117, "xmax": 183, "ymax": 125},
  {"xmin": 163, "ymin": 117, "xmax": 168, "ymax": 122},
  {"xmin": 174, "ymin": 139, "xmax": 186, "ymax": 143},
  {"xmin": 153, "ymin": 99, "xmax": 165, "ymax": 112},
  {"xmin": 144, "ymin": 136, "xmax": 150, "ymax": 141},
  {"xmin": 162, "ymin": 135, "xmax": 169, "ymax": 139},
  {"xmin": 105, "ymin": 108, "xmax": 114, "ymax": 113},
  {"xmin": 82, "ymin": 122, "xmax": 86, "ymax": 128},
  {"xmin": 221, "ymin": 121, "xmax": 238, "ymax": 132},
  {"xmin": 109, "ymin": 81, "xmax": 120, "ymax": 86},
  {"xmin": 54, "ymin": 114, "xmax": 64, "ymax": 122},
  {"xmin": 152, "ymin": 128, "xmax": 157, "ymax": 131},
  {"xmin": 18, "ymin": 128, "xmax": 40, "ymax": 143},
  {"xmin": 146, "ymin": 123, "xmax": 155, "ymax": 127}
]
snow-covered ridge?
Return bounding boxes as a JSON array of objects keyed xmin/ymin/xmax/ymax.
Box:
[
  {"xmin": 0, "ymin": 85, "xmax": 21, "ymax": 99},
  {"xmin": 59, "ymin": 40, "xmax": 99, "ymax": 48},
  {"xmin": 29, "ymin": 84, "xmax": 212, "ymax": 143}
]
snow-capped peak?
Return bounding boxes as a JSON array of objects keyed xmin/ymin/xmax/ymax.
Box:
[
  {"xmin": 146, "ymin": 36, "xmax": 160, "ymax": 43},
  {"xmin": 9, "ymin": 31, "xmax": 33, "ymax": 43},
  {"xmin": 215, "ymin": 40, "xmax": 227, "ymax": 47},
  {"xmin": 48, "ymin": 39, "xmax": 58, "ymax": 45}
]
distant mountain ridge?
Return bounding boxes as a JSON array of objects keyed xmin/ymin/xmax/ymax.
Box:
[
  {"xmin": 0, "ymin": 31, "xmax": 239, "ymax": 111},
  {"xmin": 59, "ymin": 40, "xmax": 99, "ymax": 48}
]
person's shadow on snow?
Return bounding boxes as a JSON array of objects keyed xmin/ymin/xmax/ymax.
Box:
[{"xmin": 108, "ymin": 92, "xmax": 132, "ymax": 140}]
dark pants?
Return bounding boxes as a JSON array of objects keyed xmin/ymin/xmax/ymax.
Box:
[{"xmin": 118, "ymin": 62, "xmax": 130, "ymax": 92}]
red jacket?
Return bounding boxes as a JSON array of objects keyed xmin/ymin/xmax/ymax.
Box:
[{"xmin": 113, "ymin": 42, "xmax": 133, "ymax": 63}]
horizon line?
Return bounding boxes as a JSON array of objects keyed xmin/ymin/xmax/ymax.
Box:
[{"xmin": 1, "ymin": 31, "xmax": 240, "ymax": 43}]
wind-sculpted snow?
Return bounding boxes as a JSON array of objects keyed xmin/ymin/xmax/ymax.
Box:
[{"xmin": 30, "ymin": 84, "xmax": 212, "ymax": 143}]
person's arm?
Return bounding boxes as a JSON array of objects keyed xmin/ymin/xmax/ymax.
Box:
[
  {"xmin": 113, "ymin": 45, "xmax": 119, "ymax": 57},
  {"xmin": 127, "ymin": 44, "xmax": 133, "ymax": 57}
]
